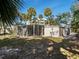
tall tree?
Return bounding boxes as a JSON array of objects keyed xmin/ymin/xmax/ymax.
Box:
[
  {"xmin": 20, "ymin": 13, "xmax": 32, "ymax": 21},
  {"xmin": 71, "ymin": 0, "xmax": 79, "ymax": 33},
  {"xmin": 56, "ymin": 12, "xmax": 70, "ymax": 25},
  {"xmin": 56, "ymin": 12, "xmax": 71, "ymax": 35},
  {"xmin": 20, "ymin": 13, "xmax": 27, "ymax": 20},
  {"xmin": 27, "ymin": 7, "xmax": 36, "ymax": 35},
  {"xmin": 44, "ymin": 8, "xmax": 52, "ymax": 18},
  {"xmin": 71, "ymin": 10, "xmax": 79, "ymax": 32},
  {"xmin": 27, "ymin": 7, "xmax": 36, "ymax": 20},
  {"xmin": 44, "ymin": 8, "xmax": 52, "ymax": 25}
]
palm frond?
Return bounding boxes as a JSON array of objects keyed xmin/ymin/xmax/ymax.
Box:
[{"xmin": 0, "ymin": 0, "xmax": 23, "ymax": 26}]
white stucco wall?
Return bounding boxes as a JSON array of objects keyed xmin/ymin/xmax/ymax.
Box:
[
  {"xmin": 44, "ymin": 26, "xmax": 52, "ymax": 36},
  {"xmin": 44, "ymin": 25, "xmax": 60, "ymax": 37}
]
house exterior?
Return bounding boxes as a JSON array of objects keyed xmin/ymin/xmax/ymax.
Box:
[
  {"xmin": 16, "ymin": 18, "xmax": 66, "ymax": 38},
  {"xmin": 44, "ymin": 25, "xmax": 60, "ymax": 37},
  {"xmin": 17, "ymin": 18, "xmax": 45, "ymax": 37},
  {"xmin": 0, "ymin": 17, "xmax": 71, "ymax": 38}
]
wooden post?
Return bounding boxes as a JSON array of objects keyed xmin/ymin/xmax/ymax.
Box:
[{"xmin": 33, "ymin": 24, "xmax": 35, "ymax": 36}]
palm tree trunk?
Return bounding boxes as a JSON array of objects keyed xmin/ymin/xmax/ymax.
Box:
[
  {"xmin": 3, "ymin": 23, "xmax": 6, "ymax": 35},
  {"xmin": 33, "ymin": 25, "xmax": 35, "ymax": 36}
]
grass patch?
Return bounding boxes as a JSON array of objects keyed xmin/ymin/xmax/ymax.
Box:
[
  {"xmin": 0, "ymin": 38, "xmax": 27, "ymax": 48},
  {"xmin": 0, "ymin": 38, "xmax": 50, "ymax": 48},
  {"xmin": 49, "ymin": 37, "xmax": 63, "ymax": 43}
]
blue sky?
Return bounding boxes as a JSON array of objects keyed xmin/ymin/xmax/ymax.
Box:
[{"xmin": 20, "ymin": 0, "xmax": 75, "ymax": 16}]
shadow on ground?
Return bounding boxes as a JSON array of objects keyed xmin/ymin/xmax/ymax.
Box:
[{"xmin": 0, "ymin": 37, "xmax": 79, "ymax": 59}]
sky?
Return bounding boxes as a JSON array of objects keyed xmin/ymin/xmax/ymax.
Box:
[{"xmin": 20, "ymin": 0, "xmax": 75, "ymax": 16}]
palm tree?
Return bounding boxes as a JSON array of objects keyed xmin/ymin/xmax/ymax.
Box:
[
  {"xmin": 44, "ymin": 8, "xmax": 52, "ymax": 25},
  {"xmin": 19, "ymin": 13, "xmax": 33, "ymax": 36},
  {"xmin": 44, "ymin": 8, "xmax": 52, "ymax": 17},
  {"xmin": 27, "ymin": 7, "xmax": 36, "ymax": 20},
  {"xmin": 26, "ymin": 13, "xmax": 32, "ymax": 21},
  {"xmin": 20, "ymin": 13, "xmax": 32, "ymax": 21},
  {"xmin": 0, "ymin": 0, "xmax": 22, "ymax": 25},
  {"xmin": 27, "ymin": 7, "xmax": 36, "ymax": 36},
  {"xmin": 20, "ymin": 13, "xmax": 27, "ymax": 20},
  {"xmin": 20, "ymin": 7, "xmax": 36, "ymax": 23},
  {"xmin": 0, "ymin": 0, "xmax": 22, "ymax": 34}
]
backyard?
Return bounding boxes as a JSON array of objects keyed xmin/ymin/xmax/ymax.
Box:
[
  {"xmin": 0, "ymin": 0, "xmax": 79, "ymax": 59},
  {"xmin": 0, "ymin": 35, "xmax": 79, "ymax": 59}
]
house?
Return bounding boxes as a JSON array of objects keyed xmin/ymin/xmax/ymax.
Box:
[
  {"xmin": 16, "ymin": 17, "xmax": 71, "ymax": 38},
  {"xmin": 44, "ymin": 25, "xmax": 60, "ymax": 37},
  {"xmin": 17, "ymin": 18, "xmax": 45, "ymax": 37}
]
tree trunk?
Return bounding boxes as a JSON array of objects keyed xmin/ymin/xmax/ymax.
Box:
[
  {"xmin": 33, "ymin": 25, "xmax": 35, "ymax": 36},
  {"xmin": 3, "ymin": 23, "xmax": 6, "ymax": 35}
]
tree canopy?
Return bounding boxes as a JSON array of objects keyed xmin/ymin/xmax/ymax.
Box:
[
  {"xmin": 44, "ymin": 8, "xmax": 52, "ymax": 17},
  {"xmin": 27, "ymin": 7, "xmax": 36, "ymax": 19},
  {"xmin": 71, "ymin": 1, "xmax": 79, "ymax": 33}
]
